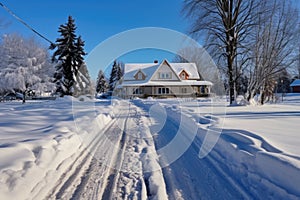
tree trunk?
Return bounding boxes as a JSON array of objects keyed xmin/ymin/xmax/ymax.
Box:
[
  {"xmin": 228, "ymin": 67, "xmax": 235, "ymax": 104},
  {"xmin": 22, "ymin": 91, "xmax": 26, "ymax": 104},
  {"xmin": 259, "ymin": 89, "xmax": 265, "ymax": 105}
]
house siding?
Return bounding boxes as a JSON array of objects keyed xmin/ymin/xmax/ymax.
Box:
[{"xmin": 151, "ymin": 64, "xmax": 179, "ymax": 81}]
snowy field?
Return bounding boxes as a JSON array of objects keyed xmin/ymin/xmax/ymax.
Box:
[
  {"xmin": 0, "ymin": 94, "xmax": 299, "ymax": 199},
  {"xmin": 152, "ymin": 94, "xmax": 300, "ymax": 199},
  {"xmin": 0, "ymin": 97, "xmax": 114, "ymax": 199}
]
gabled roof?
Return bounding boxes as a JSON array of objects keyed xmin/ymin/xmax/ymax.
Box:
[
  {"xmin": 123, "ymin": 59, "xmax": 200, "ymax": 81},
  {"xmin": 134, "ymin": 69, "xmax": 146, "ymax": 77},
  {"xmin": 290, "ymin": 79, "xmax": 300, "ymax": 87},
  {"xmin": 123, "ymin": 63, "xmax": 159, "ymax": 82},
  {"xmin": 149, "ymin": 59, "xmax": 180, "ymax": 81},
  {"xmin": 171, "ymin": 63, "xmax": 200, "ymax": 79},
  {"xmin": 178, "ymin": 69, "xmax": 190, "ymax": 75}
]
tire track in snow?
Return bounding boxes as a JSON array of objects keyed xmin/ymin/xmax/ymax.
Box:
[
  {"xmin": 43, "ymin": 101, "xmax": 168, "ymax": 200},
  {"xmin": 43, "ymin": 117, "xmax": 118, "ymax": 199},
  {"xmin": 101, "ymin": 113, "xmax": 129, "ymax": 200},
  {"xmin": 114, "ymin": 110, "xmax": 147, "ymax": 200},
  {"xmin": 99, "ymin": 103, "xmax": 168, "ymax": 200},
  {"xmin": 69, "ymin": 118, "xmax": 125, "ymax": 200},
  {"xmin": 68, "ymin": 102, "xmax": 131, "ymax": 200},
  {"xmin": 68, "ymin": 101, "xmax": 137, "ymax": 200}
]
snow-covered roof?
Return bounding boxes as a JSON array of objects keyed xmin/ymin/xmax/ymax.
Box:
[
  {"xmin": 124, "ymin": 63, "xmax": 158, "ymax": 73},
  {"xmin": 290, "ymin": 79, "xmax": 300, "ymax": 87},
  {"xmin": 169, "ymin": 63, "xmax": 199, "ymax": 79},
  {"xmin": 123, "ymin": 64, "xmax": 159, "ymax": 82},
  {"xmin": 123, "ymin": 60, "xmax": 200, "ymax": 82}
]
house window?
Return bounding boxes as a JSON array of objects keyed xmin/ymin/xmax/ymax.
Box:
[
  {"xmin": 133, "ymin": 88, "xmax": 143, "ymax": 94},
  {"xmin": 159, "ymin": 72, "xmax": 172, "ymax": 79},
  {"xmin": 137, "ymin": 72, "xmax": 143, "ymax": 80},
  {"xmin": 200, "ymin": 86, "xmax": 204, "ymax": 94},
  {"xmin": 181, "ymin": 73, "xmax": 185, "ymax": 79},
  {"xmin": 157, "ymin": 87, "xmax": 170, "ymax": 94},
  {"xmin": 166, "ymin": 88, "xmax": 169, "ymax": 93}
]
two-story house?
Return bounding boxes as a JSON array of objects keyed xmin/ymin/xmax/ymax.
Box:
[{"xmin": 116, "ymin": 59, "xmax": 213, "ymax": 98}]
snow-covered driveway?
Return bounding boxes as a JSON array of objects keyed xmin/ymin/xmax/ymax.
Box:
[
  {"xmin": 133, "ymin": 100, "xmax": 244, "ymax": 199},
  {"xmin": 69, "ymin": 100, "xmax": 167, "ymax": 200}
]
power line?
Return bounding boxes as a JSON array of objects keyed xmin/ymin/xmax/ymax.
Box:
[{"xmin": 0, "ymin": 2, "xmax": 55, "ymax": 46}]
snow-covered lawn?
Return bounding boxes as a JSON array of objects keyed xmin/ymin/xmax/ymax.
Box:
[
  {"xmin": 173, "ymin": 93, "xmax": 300, "ymax": 156},
  {"xmin": 0, "ymin": 94, "xmax": 299, "ymax": 199},
  {"xmin": 0, "ymin": 97, "xmax": 113, "ymax": 199},
  {"xmin": 153, "ymin": 94, "xmax": 300, "ymax": 199}
]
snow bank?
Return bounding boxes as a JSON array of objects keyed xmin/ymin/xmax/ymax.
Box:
[
  {"xmin": 138, "ymin": 114, "xmax": 168, "ymax": 200},
  {"xmin": 209, "ymin": 131, "xmax": 300, "ymax": 199},
  {"xmin": 0, "ymin": 123, "xmax": 82, "ymax": 199},
  {"xmin": 256, "ymin": 152, "xmax": 300, "ymax": 196},
  {"xmin": 0, "ymin": 97, "xmax": 113, "ymax": 200}
]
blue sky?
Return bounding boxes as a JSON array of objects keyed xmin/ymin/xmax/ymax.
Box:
[
  {"xmin": 0, "ymin": 0, "xmax": 299, "ymax": 79},
  {"xmin": 0, "ymin": 0, "xmax": 188, "ymax": 50},
  {"xmin": 0, "ymin": 0, "xmax": 190, "ymax": 79}
]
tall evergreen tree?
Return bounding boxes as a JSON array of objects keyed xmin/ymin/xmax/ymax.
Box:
[
  {"xmin": 51, "ymin": 16, "xmax": 79, "ymax": 96},
  {"xmin": 72, "ymin": 36, "xmax": 92, "ymax": 96},
  {"xmin": 74, "ymin": 63, "xmax": 93, "ymax": 96},
  {"xmin": 74, "ymin": 36, "xmax": 86, "ymax": 74},
  {"xmin": 108, "ymin": 60, "xmax": 123, "ymax": 91},
  {"xmin": 109, "ymin": 60, "xmax": 118, "ymax": 91},
  {"xmin": 96, "ymin": 70, "xmax": 108, "ymax": 93},
  {"xmin": 116, "ymin": 62, "xmax": 123, "ymax": 82}
]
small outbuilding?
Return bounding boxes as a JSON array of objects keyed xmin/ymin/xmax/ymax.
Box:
[{"xmin": 290, "ymin": 79, "xmax": 300, "ymax": 93}]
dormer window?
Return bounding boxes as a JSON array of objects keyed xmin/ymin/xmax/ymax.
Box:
[
  {"xmin": 179, "ymin": 70, "xmax": 189, "ymax": 80},
  {"xmin": 137, "ymin": 72, "xmax": 143, "ymax": 80},
  {"xmin": 181, "ymin": 73, "xmax": 186, "ymax": 79},
  {"xmin": 134, "ymin": 70, "xmax": 146, "ymax": 80}
]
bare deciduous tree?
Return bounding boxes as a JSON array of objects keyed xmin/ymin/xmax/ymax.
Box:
[
  {"xmin": 246, "ymin": 0, "xmax": 299, "ymax": 104},
  {"xmin": 182, "ymin": 0, "xmax": 257, "ymax": 104}
]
